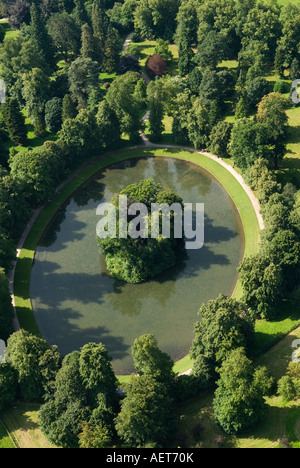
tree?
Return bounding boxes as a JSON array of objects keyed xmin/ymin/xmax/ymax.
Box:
[
  {"xmin": 22, "ymin": 67, "xmax": 50, "ymax": 120},
  {"xmin": 275, "ymin": 10, "xmax": 300, "ymax": 74},
  {"xmin": 246, "ymin": 77, "xmax": 270, "ymax": 110},
  {"xmin": 9, "ymin": 143, "xmax": 64, "ymax": 205},
  {"xmin": 209, "ymin": 121, "xmax": 233, "ymax": 158},
  {"xmin": 134, "ymin": 0, "xmax": 180, "ymax": 41},
  {"xmin": 68, "ymin": 57, "xmax": 100, "ymax": 109},
  {"xmin": 96, "ymin": 100, "xmax": 121, "ymax": 149},
  {"xmin": 146, "ymin": 54, "xmax": 168, "ymax": 78},
  {"xmin": 256, "ymin": 93, "xmax": 288, "ymax": 169},
  {"xmin": 78, "ymin": 342, "xmax": 119, "ymax": 410},
  {"xmin": 45, "ymin": 98, "xmax": 63, "ymax": 133},
  {"xmin": 102, "ymin": 25, "xmax": 120, "ymax": 73},
  {"xmin": 47, "ymin": 12, "xmax": 81, "ymax": 61},
  {"xmin": 7, "ymin": 0, "xmax": 31, "ymax": 30},
  {"xmin": 277, "ymin": 376, "xmax": 297, "ymax": 402},
  {"xmin": 73, "ymin": 0, "xmax": 88, "ymax": 27},
  {"xmin": 39, "ymin": 343, "xmax": 118, "ymax": 448},
  {"xmin": 290, "ymin": 58, "xmax": 299, "ymax": 81},
  {"xmin": 105, "ymin": 71, "xmax": 145, "ymax": 142},
  {"xmin": 78, "ymin": 421, "xmax": 112, "ymax": 448},
  {"xmin": 0, "ymin": 167, "xmax": 31, "ymax": 241},
  {"xmin": 0, "ymin": 268, "xmax": 14, "ymax": 341},
  {"xmin": 6, "ymin": 330, "xmax": 54, "ymax": 401},
  {"xmin": 213, "ymin": 348, "xmax": 272, "ymax": 435},
  {"xmin": 197, "ymin": 31, "xmax": 229, "ymax": 69},
  {"xmin": 147, "ymin": 79, "xmax": 165, "ymax": 142},
  {"xmin": 91, "ymin": 0, "xmax": 109, "ymax": 49},
  {"xmin": 1, "ymin": 98, "xmax": 27, "ymax": 146},
  {"xmin": 30, "ymin": 2, "xmax": 55, "ymax": 67},
  {"xmin": 80, "ymin": 22, "xmax": 102, "ymax": 63},
  {"xmin": 118, "ymin": 55, "xmax": 140, "ymax": 75},
  {"xmin": 131, "ymin": 334, "xmax": 174, "ymax": 385},
  {"xmin": 59, "ymin": 108, "xmax": 99, "ymax": 163},
  {"xmin": 97, "ymin": 179, "xmax": 184, "ymax": 283},
  {"xmin": 187, "ymin": 67, "xmax": 202, "ymax": 94},
  {"xmin": 262, "ymin": 229, "xmax": 300, "ymax": 290},
  {"xmin": 241, "ymin": 3, "xmax": 281, "ymax": 63},
  {"xmin": 62, "ymin": 94, "xmax": 77, "ymax": 122},
  {"xmin": 115, "ymin": 374, "xmax": 175, "ymax": 447},
  {"xmin": 229, "ymin": 118, "xmax": 269, "ymax": 170},
  {"xmin": 190, "ymin": 294, "xmax": 255, "ymax": 366},
  {"xmin": 154, "ymin": 39, "xmax": 172, "ymax": 62},
  {"xmin": 238, "ymin": 254, "xmax": 284, "ymax": 319},
  {"xmin": 0, "ymin": 363, "xmax": 17, "ymax": 410}
]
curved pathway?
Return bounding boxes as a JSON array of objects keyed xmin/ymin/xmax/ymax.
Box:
[{"xmin": 139, "ymin": 121, "xmax": 264, "ymax": 231}]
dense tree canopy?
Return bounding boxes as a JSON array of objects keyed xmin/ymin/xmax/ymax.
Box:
[{"xmin": 97, "ymin": 179, "xmax": 184, "ymax": 283}]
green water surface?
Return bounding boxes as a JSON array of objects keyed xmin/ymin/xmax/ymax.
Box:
[{"xmin": 30, "ymin": 157, "xmax": 244, "ymax": 374}]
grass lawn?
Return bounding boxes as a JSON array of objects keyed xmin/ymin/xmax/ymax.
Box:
[
  {"xmin": 0, "ymin": 419, "xmax": 15, "ymax": 448},
  {"xmin": 129, "ymin": 40, "xmax": 179, "ymax": 76},
  {"xmin": 3, "ymin": 111, "xmax": 58, "ymax": 155},
  {"xmin": 0, "ymin": 20, "xmax": 19, "ymax": 40},
  {"xmin": 0, "ymin": 403, "xmax": 57, "ymax": 448}
]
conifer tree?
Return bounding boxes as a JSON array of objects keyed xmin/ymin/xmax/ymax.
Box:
[
  {"xmin": 91, "ymin": 0, "xmax": 109, "ymax": 50},
  {"xmin": 62, "ymin": 94, "xmax": 77, "ymax": 122},
  {"xmin": 102, "ymin": 25, "xmax": 120, "ymax": 73},
  {"xmin": 81, "ymin": 23, "xmax": 95, "ymax": 60},
  {"xmin": 30, "ymin": 3, "xmax": 55, "ymax": 68},
  {"xmin": 73, "ymin": 0, "xmax": 88, "ymax": 27},
  {"xmin": 1, "ymin": 98, "xmax": 27, "ymax": 146}
]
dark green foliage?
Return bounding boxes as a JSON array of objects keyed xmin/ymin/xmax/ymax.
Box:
[
  {"xmin": 80, "ymin": 22, "xmax": 102, "ymax": 63},
  {"xmin": 0, "ymin": 268, "xmax": 14, "ymax": 340},
  {"xmin": 9, "ymin": 142, "xmax": 65, "ymax": 205},
  {"xmin": 190, "ymin": 294, "xmax": 255, "ymax": 366},
  {"xmin": 102, "ymin": 25, "xmax": 120, "ymax": 73},
  {"xmin": 134, "ymin": 0, "xmax": 180, "ymax": 41},
  {"xmin": 68, "ymin": 57, "xmax": 100, "ymax": 109},
  {"xmin": 197, "ymin": 31, "xmax": 229, "ymax": 69},
  {"xmin": 0, "ymin": 363, "xmax": 17, "ymax": 411},
  {"xmin": 96, "ymin": 100, "xmax": 121, "ymax": 149},
  {"xmin": 132, "ymin": 334, "xmax": 174, "ymax": 385},
  {"xmin": 105, "ymin": 71, "xmax": 145, "ymax": 143},
  {"xmin": 209, "ymin": 121, "xmax": 233, "ymax": 158},
  {"xmin": 147, "ymin": 80, "xmax": 165, "ymax": 142},
  {"xmin": 230, "ymin": 118, "xmax": 269, "ymax": 170},
  {"xmin": 6, "ymin": 330, "xmax": 61, "ymax": 402},
  {"xmin": 187, "ymin": 67, "xmax": 202, "ymax": 94},
  {"xmin": 47, "ymin": 12, "xmax": 81, "ymax": 60},
  {"xmin": 246, "ymin": 77, "xmax": 270, "ymax": 109},
  {"xmin": 239, "ymin": 254, "xmax": 284, "ymax": 319},
  {"xmin": 73, "ymin": 0, "xmax": 88, "ymax": 26},
  {"xmin": 1, "ymin": 98, "xmax": 27, "ymax": 146},
  {"xmin": 213, "ymin": 348, "xmax": 273, "ymax": 435},
  {"xmin": 98, "ymin": 179, "xmax": 184, "ymax": 284},
  {"xmin": 290, "ymin": 58, "xmax": 299, "ymax": 81},
  {"xmin": 7, "ymin": 0, "xmax": 31, "ymax": 30},
  {"xmin": 62, "ymin": 94, "xmax": 77, "ymax": 122},
  {"xmin": 39, "ymin": 343, "xmax": 118, "ymax": 448},
  {"xmin": 118, "ymin": 54, "xmax": 140, "ymax": 75},
  {"xmin": 45, "ymin": 97, "xmax": 63, "ymax": 133},
  {"xmin": 30, "ymin": 3, "xmax": 55, "ymax": 68},
  {"xmin": 115, "ymin": 374, "xmax": 175, "ymax": 447}
]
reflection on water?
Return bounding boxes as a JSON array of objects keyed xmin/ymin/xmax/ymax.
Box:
[{"xmin": 30, "ymin": 157, "xmax": 245, "ymax": 374}]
